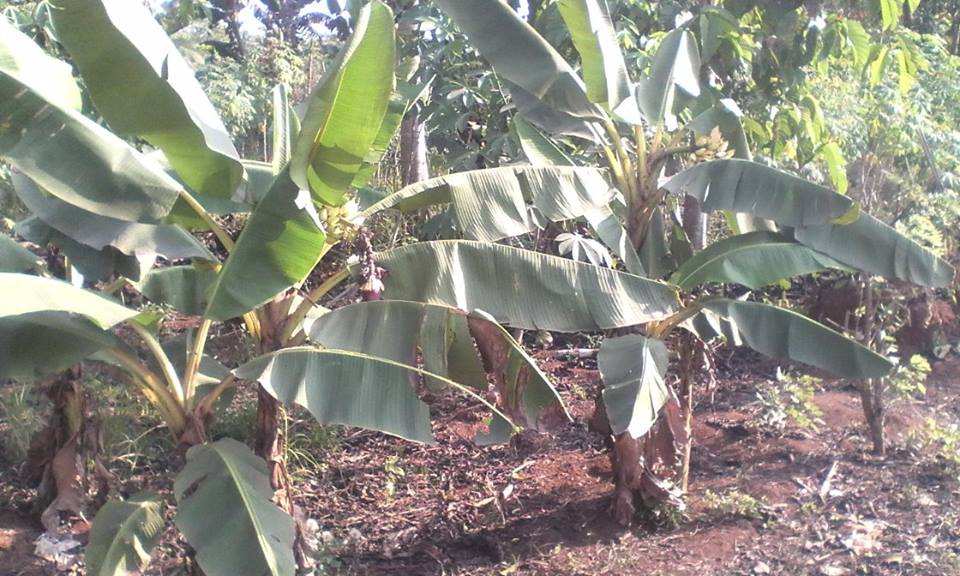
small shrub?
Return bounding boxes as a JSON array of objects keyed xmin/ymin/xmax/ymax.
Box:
[
  {"xmin": 889, "ymin": 354, "xmax": 931, "ymax": 398},
  {"xmin": 756, "ymin": 370, "xmax": 824, "ymax": 433}
]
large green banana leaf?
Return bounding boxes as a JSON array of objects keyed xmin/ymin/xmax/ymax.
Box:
[
  {"xmin": 271, "ymin": 84, "xmax": 299, "ymax": 178},
  {"xmin": 794, "ymin": 213, "xmax": 954, "ymax": 288},
  {"xmin": 669, "ymin": 231, "xmax": 847, "ymax": 289},
  {"xmin": 308, "ymin": 300, "xmax": 485, "ymax": 388},
  {"xmin": 0, "ymin": 50, "xmax": 182, "ymax": 223},
  {"xmin": 174, "ymin": 439, "xmax": 296, "ymax": 576},
  {"xmin": 0, "ymin": 312, "xmax": 123, "ymax": 381},
  {"xmin": 308, "ymin": 300, "xmax": 568, "ymax": 433},
  {"xmin": 558, "ymin": 0, "xmax": 635, "ymax": 118},
  {"xmin": 662, "ymin": 160, "xmax": 855, "ymax": 227},
  {"xmin": 139, "ymin": 266, "xmax": 217, "ymax": 316},
  {"xmin": 375, "ymin": 240, "xmax": 678, "ymax": 331},
  {"xmin": 366, "ymin": 165, "xmax": 644, "ymax": 273},
  {"xmin": 0, "ymin": 234, "xmax": 38, "ymax": 273},
  {"xmin": 0, "ymin": 273, "xmax": 137, "ymax": 328},
  {"xmin": 353, "ymin": 76, "xmax": 431, "ymax": 189},
  {"xmin": 599, "ymin": 334, "xmax": 670, "ymax": 438},
  {"xmin": 50, "ymin": 0, "xmax": 243, "ymax": 200},
  {"xmin": 290, "ymin": 0, "xmax": 395, "ymax": 206},
  {"xmin": 235, "ymin": 348, "xmax": 435, "ymax": 443},
  {"xmin": 635, "ymin": 27, "xmax": 701, "ymax": 126},
  {"xmin": 436, "ymin": 0, "xmax": 603, "ymax": 137},
  {"xmin": 86, "ymin": 491, "xmax": 164, "ymax": 576},
  {"xmin": 16, "ymin": 217, "xmax": 142, "ymax": 282},
  {"xmin": 702, "ymin": 299, "xmax": 893, "ymax": 379},
  {"xmin": 204, "ymin": 170, "xmax": 326, "ymax": 321},
  {"xmin": 12, "ymin": 173, "xmax": 212, "ymax": 262},
  {"xmin": 0, "ymin": 18, "xmax": 81, "ymax": 110}
]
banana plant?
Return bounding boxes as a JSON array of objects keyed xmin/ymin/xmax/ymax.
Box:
[
  {"xmin": 0, "ymin": 2, "xmax": 611, "ymax": 573},
  {"xmin": 383, "ymin": 0, "xmax": 955, "ymax": 524}
]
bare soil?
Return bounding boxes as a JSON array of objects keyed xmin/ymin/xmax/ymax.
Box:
[{"xmin": 2, "ymin": 348, "xmax": 959, "ymax": 576}]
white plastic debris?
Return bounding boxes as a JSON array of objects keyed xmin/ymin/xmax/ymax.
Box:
[{"xmin": 33, "ymin": 532, "xmax": 82, "ymax": 570}]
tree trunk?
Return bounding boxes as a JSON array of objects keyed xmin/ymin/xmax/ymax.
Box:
[
  {"xmin": 952, "ymin": 8, "xmax": 960, "ymax": 55},
  {"xmin": 255, "ymin": 387, "xmax": 290, "ymax": 495},
  {"xmin": 682, "ymin": 195, "xmax": 707, "ymax": 251},
  {"xmin": 400, "ymin": 110, "xmax": 429, "ymax": 186},
  {"xmin": 858, "ymin": 381, "xmax": 886, "ymax": 456},
  {"xmin": 251, "ymin": 306, "xmax": 310, "ymax": 568},
  {"xmin": 28, "ymin": 367, "xmax": 112, "ymax": 533}
]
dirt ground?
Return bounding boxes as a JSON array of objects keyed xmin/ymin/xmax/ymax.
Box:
[{"xmin": 1, "ymin": 347, "xmax": 959, "ymax": 575}]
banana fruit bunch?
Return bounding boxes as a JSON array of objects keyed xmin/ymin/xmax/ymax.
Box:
[
  {"xmin": 689, "ymin": 126, "xmax": 734, "ymax": 163},
  {"xmin": 320, "ymin": 199, "xmax": 360, "ymax": 244}
]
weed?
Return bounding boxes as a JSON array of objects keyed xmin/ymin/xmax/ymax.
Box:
[
  {"xmin": 286, "ymin": 413, "xmax": 338, "ymax": 479},
  {"xmin": 915, "ymin": 417, "xmax": 960, "ymax": 479},
  {"xmin": 0, "ymin": 384, "xmax": 44, "ymax": 462},
  {"xmin": 701, "ymin": 489, "xmax": 768, "ymax": 521},
  {"xmin": 210, "ymin": 395, "xmax": 258, "ymax": 443},
  {"xmin": 383, "ymin": 454, "xmax": 406, "ymax": 498},
  {"xmin": 569, "ymin": 382, "xmax": 588, "ymax": 401}
]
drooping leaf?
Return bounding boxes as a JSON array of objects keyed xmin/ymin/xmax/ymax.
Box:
[
  {"xmin": 139, "ymin": 266, "xmax": 217, "ymax": 316},
  {"xmin": 635, "ymin": 27, "xmax": 701, "ymax": 126},
  {"xmin": 669, "ymin": 231, "xmax": 847, "ymax": 289},
  {"xmin": 0, "ymin": 18, "xmax": 81, "ymax": 110},
  {"xmin": 436, "ymin": 0, "xmax": 603, "ymax": 136},
  {"xmin": 0, "ymin": 312, "xmax": 123, "ymax": 381},
  {"xmin": 174, "ymin": 438, "xmax": 296, "ymax": 576},
  {"xmin": 308, "ymin": 300, "xmax": 567, "ymax": 433},
  {"xmin": 86, "ymin": 491, "xmax": 164, "ymax": 576},
  {"xmin": 558, "ymin": 0, "xmax": 636, "ymax": 118},
  {"xmin": 0, "ymin": 234, "xmax": 38, "ymax": 273},
  {"xmin": 204, "ymin": 169, "xmax": 326, "ymax": 321},
  {"xmin": 702, "ymin": 299, "xmax": 894, "ymax": 379},
  {"xmin": 662, "ymin": 159, "xmax": 856, "ymax": 227},
  {"xmin": 291, "ymin": 0, "xmax": 395, "ymax": 206},
  {"xmin": 366, "ymin": 165, "xmax": 644, "ymax": 273},
  {"xmin": 235, "ymin": 348, "xmax": 434, "ymax": 443},
  {"xmin": 16, "ymin": 217, "xmax": 143, "ymax": 282},
  {"xmin": 12, "ymin": 173, "xmax": 212, "ymax": 261},
  {"xmin": 794, "ymin": 212, "xmax": 954, "ymax": 288},
  {"xmin": 468, "ymin": 309, "xmax": 569, "ymax": 436},
  {"xmin": 599, "ymin": 334, "xmax": 669, "ymax": 438},
  {"xmin": 50, "ymin": 0, "xmax": 244, "ymax": 200},
  {"xmin": 0, "ymin": 27, "xmax": 182, "ymax": 224},
  {"xmin": 0, "ymin": 273, "xmax": 137, "ymax": 328},
  {"xmin": 504, "ymin": 80, "xmax": 599, "ymax": 140},
  {"xmin": 308, "ymin": 300, "xmax": 484, "ymax": 390},
  {"xmin": 375, "ymin": 240, "xmax": 678, "ymax": 332}
]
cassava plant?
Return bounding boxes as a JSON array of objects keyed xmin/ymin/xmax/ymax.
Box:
[
  {"xmin": 356, "ymin": 0, "xmax": 954, "ymax": 525},
  {"xmin": 0, "ymin": 2, "xmax": 588, "ymax": 573}
]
